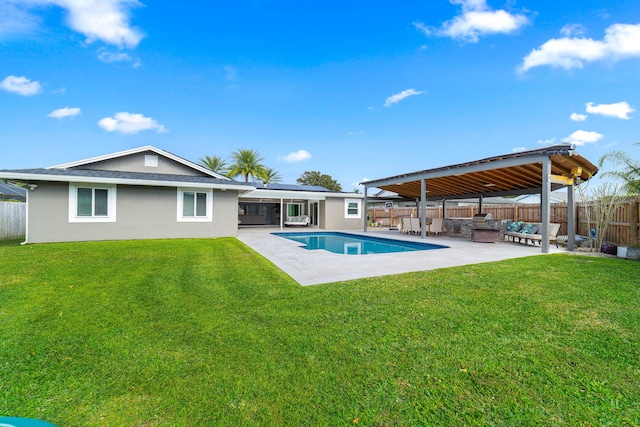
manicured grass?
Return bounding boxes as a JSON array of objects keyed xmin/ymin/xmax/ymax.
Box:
[{"xmin": 0, "ymin": 238, "xmax": 638, "ymax": 426}]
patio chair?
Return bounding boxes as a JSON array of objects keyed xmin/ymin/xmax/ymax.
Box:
[
  {"xmin": 430, "ymin": 218, "xmax": 443, "ymax": 236},
  {"xmin": 410, "ymin": 217, "xmax": 421, "ymax": 235},
  {"xmin": 401, "ymin": 217, "xmax": 413, "ymax": 234}
]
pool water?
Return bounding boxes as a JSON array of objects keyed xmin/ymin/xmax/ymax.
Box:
[{"xmin": 272, "ymin": 232, "xmax": 448, "ymax": 255}]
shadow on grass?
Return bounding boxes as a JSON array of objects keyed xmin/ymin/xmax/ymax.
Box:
[{"xmin": 0, "ymin": 238, "xmax": 24, "ymax": 248}]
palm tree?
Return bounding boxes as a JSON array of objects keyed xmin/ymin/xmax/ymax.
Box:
[
  {"xmin": 227, "ymin": 148, "xmax": 265, "ymax": 182},
  {"xmin": 199, "ymin": 155, "xmax": 228, "ymax": 175},
  {"xmin": 598, "ymin": 142, "xmax": 640, "ymax": 195},
  {"xmin": 260, "ymin": 167, "xmax": 282, "ymax": 184}
]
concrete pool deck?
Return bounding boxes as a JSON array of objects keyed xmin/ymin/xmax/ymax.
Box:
[{"xmin": 237, "ymin": 228, "xmax": 567, "ymax": 286}]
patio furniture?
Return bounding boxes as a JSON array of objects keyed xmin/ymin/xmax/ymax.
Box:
[
  {"xmin": 284, "ymin": 215, "xmax": 310, "ymax": 227},
  {"xmin": 504, "ymin": 222, "xmax": 561, "ymax": 247},
  {"xmin": 430, "ymin": 218, "xmax": 443, "ymax": 236}
]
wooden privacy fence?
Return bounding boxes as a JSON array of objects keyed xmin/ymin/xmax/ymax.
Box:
[
  {"xmin": 0, "ymin": 202, "xmax": 26, "ymax": 239},
  {"xmin": 368, "ymin": 196, "xmax": 640, "ymax": 246}
]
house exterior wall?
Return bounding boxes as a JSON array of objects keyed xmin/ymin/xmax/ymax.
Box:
[
  {"xmin": 71, "ymin": 151, "xmax": 209, "ymax": 177},
  {"xmin": 322, "ymin": 197, "xmax": 363, "ymax": 230},
  {"xmin": 27, "ymin": 182, "xmax": 239, "ymax": 243}
]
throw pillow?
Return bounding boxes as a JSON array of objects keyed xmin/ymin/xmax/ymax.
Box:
[{"xmin": 521, "ymin": 223, "xmax": 535, "ymax": 234}]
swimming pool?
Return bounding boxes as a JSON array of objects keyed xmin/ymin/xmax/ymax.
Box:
[{"xmin": 272, "ymin": 232, "xmax": 448, "ymax": 255}]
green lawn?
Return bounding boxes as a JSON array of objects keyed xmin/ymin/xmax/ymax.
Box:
[{"xmin": 0, "ymin": 238, "xmax": 638, "ymax": 426}]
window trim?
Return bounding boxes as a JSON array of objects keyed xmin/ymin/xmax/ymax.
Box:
[
  {"xmin": 344, "ymin": 198, "xmax": 361, "ymax": 219},
  {"xmin": 177, "ymin": 188, "xmax": 213, "ymax": 222},
  {"xmin": 68, "ymin": 184, "xmax": 117, "ymax": 223}
]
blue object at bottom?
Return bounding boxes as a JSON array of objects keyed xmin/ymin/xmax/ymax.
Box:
[{"xmin": 0, "ymin": 417, "xmax": 58, "ymax": 427}]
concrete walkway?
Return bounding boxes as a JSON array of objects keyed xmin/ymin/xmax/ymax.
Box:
[{"xmin": 237, "ymin": 228, "xmax": 566, "ymax": 286}]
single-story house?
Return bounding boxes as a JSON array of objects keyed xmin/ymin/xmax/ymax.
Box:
[
  {"xmin": 0, "ymin": 145, "xmax": 365, "ymax": 243},
  {"xmin": 0, "ymin": 146, "xmax": 253, "ymax": 243}
]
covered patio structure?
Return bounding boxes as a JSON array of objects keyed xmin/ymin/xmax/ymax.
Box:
[{"xmin": 361, "ymin": 144, "xmax": 599, "ymax": 253}]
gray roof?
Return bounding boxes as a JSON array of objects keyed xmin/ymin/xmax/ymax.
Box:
[
  {"xmin": 0, "ymin": 168, "xmax": 253, "ymax": 187},
  {"xmin": 0, "ymin": 181, "xmax": 27, "ymax": 197},
  {"xmin": 249, "ymin": 182, "xmax": 331, "ymax": 192}
]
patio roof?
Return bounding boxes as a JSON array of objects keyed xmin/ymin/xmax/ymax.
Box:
[
  {"xmin": 361, "ymin": 143, "xmax": 599, "ymax": 253},
  {"xmin": 361, "ymin": 143, "xmax": 598, "ymax": 200}
]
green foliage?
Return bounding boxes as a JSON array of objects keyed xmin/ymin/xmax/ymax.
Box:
[
  {"xmin": 297, "ymin": 170, "xmax": 342, "ymax": 192},
  {"xmin": 1, "ymin": 240, "xmax": 639, "ymax": 425},
  {"xmin": 259, "ymin": 167, "xmax": 282, "ymax": 184},
  {"xmin": 598, "ymin": 142, "xmax": 640, "ymax": 195},
  {"xmin": 227, "ymin": 148, "xmax": 266, "ymax": 182},
  {"xmin": 198, "ymin": 155, "xmax": 228, "ymax": 175}
]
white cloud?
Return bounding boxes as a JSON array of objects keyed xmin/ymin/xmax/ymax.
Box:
[
  {"xmin": 98, "ymin": 112, "xmax": 167, "ymax": 134},
  {"xmin": 560, "ymin": 23, "xmax": 586, "ymax": 38},
  {"xmin": 511, "ymin": 146, "xmax": 527, "ymax": 152},
  {"xmin": 48, "ymin": 107, "xmax": 81, "ymax": 119},
  {"xmin": 418, "ymin": 0, "xmax": 529, "ymax": 43},
  {"xmin": 570, "ymin": 112, "xmax": 588, "ymax": 122},
  {"xmin": 519, "ymin": 23, "xmax": 640, "ymax": 72},
  {"xmin": 279, "ymin": 150, "xmax": 311, "ymax": 163},
  {"xmin": 0, "ymin": 75, "xmax": 42, "ymax": 96},
  {"xmin": 0, "ymin": 1, "xmax": 41, "ymax": 36},
  {"xmin": 347, "ymin": 131, "xmax": 364, "ymax": 136},
  {"xmin": 98, "ymin": 48, "xmax": 131, "ymax": 63},
  {"xmin": 585, "ymin": 101, "xmax": 634, "ymax": 120},
  {"xmin": 1, "ymin": 0, "xmax": 143, "ymax": 48},
  {"xmin": 562, "ymin": 130, "xmax": 603, "ymax": 146},
  {"xmin": 54, "ymin": 0, "xmax": 144, "ymax": 48},
  {"xmin": 384, "ymin": 88, "xmax": 424, "ymax": 107}
]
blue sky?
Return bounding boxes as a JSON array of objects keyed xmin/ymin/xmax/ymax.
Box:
[{"xmin": 1, "ymin": 0, "xmax": 639, "ymax": 191}]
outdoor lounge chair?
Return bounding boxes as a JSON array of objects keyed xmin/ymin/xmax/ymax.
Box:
[
  {"xmin": 284, "ymin": 215, "xmax": 310, "ymax": 227},
  {"xmin": 504, "ymin": 222, "xmax": 561, "ymax": 247}
]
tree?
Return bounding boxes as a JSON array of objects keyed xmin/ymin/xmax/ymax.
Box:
[
  {"xmin": 260, "ymin": 167, "xmax": 282, "ymax": 184},
  {"xmin": 297, "ymin": 171, "xmax": 342, "ymax": 192},
  {"xmin": 576, "ymin": 181, "xmax": 623, "ymax": 251},
  {"xmin": 199, "ymin": 155, "xmax": 228, "ymax": 175},
  {"xmin": 227, "ymin": 149, "xmax": 265, "ymax": 182},
  {"xmin": 598, "ymin": 142, "xmax": 640, "ymax": 195}
]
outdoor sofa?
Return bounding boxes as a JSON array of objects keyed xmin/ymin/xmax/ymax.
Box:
[
  {"xmin": 284, "ymin": 215, "xmax": 310, "ymax": 227},
  {"xmin": 504, "ymin": 222, "xmax": 561, "ymax": 247}
]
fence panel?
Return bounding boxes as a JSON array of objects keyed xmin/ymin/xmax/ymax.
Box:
[
  {"xmin": 369, "ymin": 197, "xmax": 638, "ymax": 246},
  {"xmin": 0, "ymin": 202, "xmax": 26, "ymax": 239}
]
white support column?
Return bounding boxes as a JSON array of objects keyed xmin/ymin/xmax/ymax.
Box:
[
  {"xmin": 280, "ymin": 198, "xmax": 284, "ymax": 230},
  {"xmin": 567, "ymin": 185, "xmax": 575, "ymax": 251},
  {"xmin": 541, "ymin": 158, "xmax": 551, "ymax": 253},
  {"xmin": 363, "ymin": 187, "xmax": 368, "ymax": 232},
  {"xmin": 420, "ymin": 179, "xmax": 427, "ymax": 239}
]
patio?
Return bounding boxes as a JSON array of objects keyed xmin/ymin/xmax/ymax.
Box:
[{"xmin": 237, "ymin": 227, "xmax": 566, "ymax": 286}]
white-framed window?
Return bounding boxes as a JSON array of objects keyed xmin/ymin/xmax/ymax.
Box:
[
  {"xmin": 287, "ymin": 203, "xmax": 304, "ymax": 217},
  {"xmin": 344, "ymin": 198, "xmax": 361, "ymax": 219},
  {"xmin": 177, "ymin": 188, "xmax": 213, "ymax": 222},
  {"xmin": 68, "ymin": 184, "xmax": 117, "ymax": 223}
]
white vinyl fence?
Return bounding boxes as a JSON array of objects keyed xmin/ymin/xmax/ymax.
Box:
[{"xmin": 0, "ymin": 202, "xmax": 26, "ymax": 239}]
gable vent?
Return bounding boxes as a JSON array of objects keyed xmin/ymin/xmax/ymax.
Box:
[{"xmin": 145, "ymin": 155, "xmax": 159, "ymax": 167}]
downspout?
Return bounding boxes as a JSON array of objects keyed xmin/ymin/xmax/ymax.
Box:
[{"xmin": 21, "ymin": 184, "xmax": 35, "ymax": 245}]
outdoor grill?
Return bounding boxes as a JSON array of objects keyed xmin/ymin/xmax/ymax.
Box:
[
  {"xmin": 471, "ymin": 213, "xmax": 501, "ymax": 243},
  {"xmin": 472, "ymin": 213, "xmax": 492, "ymax": 229}
]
